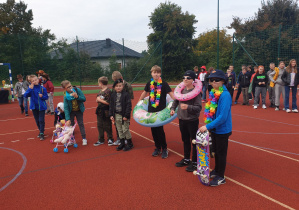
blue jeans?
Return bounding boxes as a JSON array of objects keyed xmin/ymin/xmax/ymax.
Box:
[
  {"xmin": 284, "ymin": 86, "xmax": 297, "ymax": 110},
  {"xmin": 32, "ymin": 110, "xmax": 46, "ymax": 133},
  {"xmin": 202, "ymin": 85, "xmax": 206, "ymax": 100},
  {"xmin": 18, "ymin": 96, "xmax": 28, "ymax": 113}
]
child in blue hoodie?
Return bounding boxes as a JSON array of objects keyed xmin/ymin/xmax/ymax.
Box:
[
  {"xmin": 24, "ymin": 75, "xmax": 48, "ymax": 140},
  {"xmin": 199, "ymin": 70, "xmax": 232, "ymax": 186}
]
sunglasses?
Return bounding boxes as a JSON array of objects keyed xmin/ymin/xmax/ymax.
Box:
[
  {"xmin": 182, "ymin": 76, "xmax": 193, "ymax": 80},
  {"xmin": 209, "ymin": 78, "xmax": 222, "ymax": 82},
  {"xmin": 66, "ymin": 85, "xmax": 72, "ymax": 89}
]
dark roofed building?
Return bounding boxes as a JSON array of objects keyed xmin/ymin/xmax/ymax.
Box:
[{"xmin": 51, "ymin": 38, "xmax": 143, "ymax": 69}]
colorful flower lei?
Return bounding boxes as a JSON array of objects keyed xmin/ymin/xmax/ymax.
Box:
[
  {"xmin": 203, "ymin": 86, "xmax": 224, "ymax": 124},
  {"xmin": 150, "ymin": 77, "xmax": 162, "ymax": 108}
]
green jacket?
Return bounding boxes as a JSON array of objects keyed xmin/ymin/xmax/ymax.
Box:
[{"xmin": 64, "ymin": 87, "xmax": 86, "ymax": 121}]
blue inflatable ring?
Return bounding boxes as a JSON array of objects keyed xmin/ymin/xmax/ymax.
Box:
[{"xmin": 133, "ymin": 94, "xmax": 177, "ymax": 127}]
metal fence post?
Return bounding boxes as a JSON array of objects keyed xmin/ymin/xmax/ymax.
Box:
[
  {"xmin": 76, "ymin": 36, "xmax": 81, "ymax": 89},
  {"xmin": 277, "ymin": 24, "xmax": 282, "ymax": 65},
  {"xmin": 232, "ymin": 33, "xmax": 235, "ymax": 67}
]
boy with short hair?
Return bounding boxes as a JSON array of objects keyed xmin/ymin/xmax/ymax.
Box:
[
  {"xmin": 225, "ymin": 69, "xmax": 235, "ymax": 100},
  {"xmin": 109, "ymin": 79, "xmax": 133, "ymax": 151},
  {"xmin": 94, "ymin": 76, "xmax": 114, "ymax": 146},
  {"xmin": 239, "ymin": 67, "xmax": 251, "ymax": 105},
  {"xmin": 138, "ymin": 65, "xmax": 174, "ymax": 159},
  {"xmin": 111, "ymin": 71, "xmax": 134, "ymax": 146},
  {"xmin": 14, "ymin": 74, "xmax": 30, "ymax": 116},
  {"xmin": 61, "ymin": 80, "xmax": 87, "ymax": 145},
  {"xmin": 24, "ymin": 75, "xmax": 48, "ymax": 140}
]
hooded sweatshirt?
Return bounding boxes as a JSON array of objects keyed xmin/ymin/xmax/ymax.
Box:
[{"xmin": 269, "ymin": 67, "xmax": 285, "ymax": 86}]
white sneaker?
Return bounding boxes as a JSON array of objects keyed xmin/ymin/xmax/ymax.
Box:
[
  {"xmin": 292, "ymin": 109, "xmax": 298, "ymax": 113},
  {"xmin": 275, "ymin": 107, "xmax": 279, "ymax": 111},
  {"xmin": 112, "ymin": 139, "xmax": 121, "ymax": 146},
  {"xmin": 107, "ymin": 139, "xmax": 113, "ymax": 146},
  {"xmin": 82, "ymin": 139, "xmax": 87, "ymax": 146},
  {"xmin": 262, "ymin": 104, "xmax": 266, "ymax": 109},
  {"xmin": 282, "ymin": 108, "xmax": 285, "ymax": 111},
  {"xmin": 253, "ymin": 105, "xmax": 257, "ymax": 109},
  {"xmin": 286, "ymin": 109, "xmax": 291, "ymax": 113}
]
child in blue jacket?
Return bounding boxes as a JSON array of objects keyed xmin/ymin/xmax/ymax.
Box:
[
  {"xmin": 199, "ymin": 70, "xmax": 232, "ymax": 186},
  {"xmin": 24, "ymin": 75, "xmax": 48, "ymax": 140}
]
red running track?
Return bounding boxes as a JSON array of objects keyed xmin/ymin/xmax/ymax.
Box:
[{"xmin": 0, "ymin": 90, "xmax": 298, "ymax": 209}]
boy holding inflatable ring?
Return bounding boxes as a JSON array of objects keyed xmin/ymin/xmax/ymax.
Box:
[
  {"xmin": 199, "ymin": 70, "xmax": 232, "ymax": 186},
  {"xmin": 170, "ymin": 70, "xmax": 202, "ymax": 172},
  {"xmin": 138, "ymin": 65, "xmax": 174, "ymax": 159}
]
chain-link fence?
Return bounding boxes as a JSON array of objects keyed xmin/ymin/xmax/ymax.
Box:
[
  {"xmin": 0, "ymin": 35, "xmax": 162, "ymax": 87},
  {"xmin": 233, "ymin": 24, "xmax": 299, "ymax": 73}
]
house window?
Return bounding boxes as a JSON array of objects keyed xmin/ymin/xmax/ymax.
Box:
[{"xmin": 118, "ymin": 63, "xmax": 122, "ymax": 70}]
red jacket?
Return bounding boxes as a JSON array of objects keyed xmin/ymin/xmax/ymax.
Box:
[{"xmin": 43, "ymin": 80, "xmax": 54, "ymax": 93}]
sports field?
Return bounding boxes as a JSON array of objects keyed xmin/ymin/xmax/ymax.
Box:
[{"xmin": 0, "ymin": 88, "xmax": 298, "ymax": 209}]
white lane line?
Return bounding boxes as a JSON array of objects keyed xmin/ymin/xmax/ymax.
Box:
[
  {"xmin": 170, "ymin": 122, "xmax": 299, "ymax": 162},
  {"xmin": 0, "ymin": 142, "xmax": 4, "ymax": 144},
  {"xmin": 90, "ymin": 127, "xmax": 96, "ymax": 129},
  {"xmin": 0, "ymin": 121, "xmax": 97, "ymax": 136},
  {"xmin": 27, "ymin": 138, "xmax": 35, "ymax": 140},
  {"xmin": 130, "ymin": 129, "xmax": 296, "ymax": 210},
  {"xmin": 11, "ymin": 140, "xmax": 20, "ymax": 143}
]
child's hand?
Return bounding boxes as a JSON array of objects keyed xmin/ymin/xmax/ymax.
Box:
[
  {"xmin": 39, "ymin": 93, "xmax": 43, "ymax": 98},
  {"xmin": 199, "ymin": 125, "xmax": 207, "ymax": 133},
  {"xmin": 170, "ymin": 110, "xmax": 175, "ymax": 116},
  {"xmin": 65, "ymin": 120, "xmax": 71, "ymax": 126},
  {"xmin": 71, "ymin": 92, "xmax": 78, "ymax": 98},
  {"xmin": 29, "ymin": 84, "xmax": 34, "ymax": 89},
  {"xmin": 15, "ymin": 94, "xmax": 18, "ymax": 97},
  {"xmin": 180, "ymin": 103, "xmax": 188, "ymax": 110},
  {"xmin": 123, "ymin": 117, "xmax": 127, "ymax": 121},
  {"xmin": 110, "ymin": 116, "xmax": 114, "ymax": 123}
]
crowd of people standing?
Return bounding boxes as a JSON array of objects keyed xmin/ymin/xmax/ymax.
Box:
[{"xmin": 194, "ymin": 59, "xmax": 299, "ymax": 113}]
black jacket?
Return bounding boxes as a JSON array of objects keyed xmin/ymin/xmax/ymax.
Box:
[
  {"xmin": 109, "ymin": 90, "xmax": 132, "ymax": 121},
  {"xmin": 281, "ymin": 70, "xmax": 299, "ymax": 86},
  {"xmin": 239, "ymin": 72, "xmax": 251, "ymax": 88},
  {"xmin": 253, "ymin": 72, "xmax": 268, "ymax": 87}
]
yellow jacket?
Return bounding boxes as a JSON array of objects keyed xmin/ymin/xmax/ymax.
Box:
[{"xmin": 270, "ymin": 67, "xmax": 279, "ymax": 88}]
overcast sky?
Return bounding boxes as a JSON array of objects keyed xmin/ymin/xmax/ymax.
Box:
[{"xmin": 1, "ymin": 0, "xmax": 263, "ymax": 50}]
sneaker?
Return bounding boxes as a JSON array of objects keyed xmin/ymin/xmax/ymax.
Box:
[
  {"xmin": 37, "ymin": 133, "xmax": 41, "ymax": 138},
  {"xmin": 283, "ymin": 108, "xmax": 285, "ymax": 111},
  {"xmin": 210, "ymin": 170, "xmax": 217, "ymax": 179},
  {"xmin": 107, "ymin": 139, "xmax": 114, "ymax": 146},
  {"xmin": 50, "ymin": 112, "xmax": 55, "ymax": 115},
  {"xmin": 39, "ymin": 133, "xmax": 44, "ymax": 141},
  {"xmin": 242, "ymin": 103, "xmax": 246, "ymax": 105},
  {"xmin": 292, "ymin": 109, "xmax": 298, "ymax": 113},
  {"xmin": 82, "ymin": 139, "xmax": 87, "ymax": 146},
  {"xmin": 186, "ymin": 162, "xmax": 197, "ymax": 172},
  {"xmin": 210, "ymin": 175, "xmax": 226, "ymax": 186},
  {"xmin": 262, "ymin": 104, "xmax": 266, "ymax": 109},
  {"xmin": 253, "ymin": 105, "xmax": 257, "ymax": 109},
  {"xmin": 202, "ymin": 100, "xmax": 206, "ymax": 103},
  {"xmin": 25, "ymin": 113, "xmax": 29, "ymax": 116},
  {"xmin": 286, "ymin": 109, "xmax": 291, "ymax": 113},
  {"xmin": 161, "ymin": 149, "xmax": 168, "ymax": 159},
  {"xmin": 152, "ymin": 148, "xmax": 161, "ymax": 157},
  {"xmin": 175, "ymin": 159, "xmax": 191, "ymax": 167},
  {"xmin": 234, "ymin": 101, "xmax": 237, "ymax": 104},
  {"xmin": 93, "ymin": 141, "xmax": 104, "ymax": 146},
  {"xmin": 275, "ymin": 107, "xmax": 279, "ymax": 111},
  {"xmin": 112, "ymin": 139, "xmax": 121, "ymax": 146}
]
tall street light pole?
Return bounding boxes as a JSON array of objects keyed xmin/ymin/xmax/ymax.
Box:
[{"xmin": 217, "ymin": 0, "xmax": 220, "ymax": 69}]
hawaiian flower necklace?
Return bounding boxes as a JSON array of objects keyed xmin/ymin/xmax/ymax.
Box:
[
  {"xmin": 203, "ymin": 86, "xmax": 224, "ymax": 124},
  {"xmin": 150, "ymin": 77, "xmax": 162, "ymax": 108}
]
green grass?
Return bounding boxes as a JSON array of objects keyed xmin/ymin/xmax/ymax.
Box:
[{"xmin": 53, "ymin": 86, "xmax": 176, "ymax": 96}]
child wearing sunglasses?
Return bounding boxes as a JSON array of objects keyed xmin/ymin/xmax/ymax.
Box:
[
  {"xmin": 170, "ymin": 70, "xmax": 202, "ymax": 172},
  {"xmin": 199, "ymin": 70, "xmax": 232, "ymax": 186}
]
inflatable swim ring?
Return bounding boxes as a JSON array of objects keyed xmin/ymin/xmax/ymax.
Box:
[
  {"xmin": 133, "ymin": 94, "xmax": 177, "ymax": 127},
  {"xmin": 174, "ymin": 79, "xmax": 202, "ymax": 101}
]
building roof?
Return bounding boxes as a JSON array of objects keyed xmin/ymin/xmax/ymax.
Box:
[{"xmin": 51, "ymin": 38, "xmax": 143, "ymax": 59}]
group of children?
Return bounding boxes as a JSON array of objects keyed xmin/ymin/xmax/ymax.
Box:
[{"xmin": 21, "ymin": 65, "xmax": 232, "ymax": 187}]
